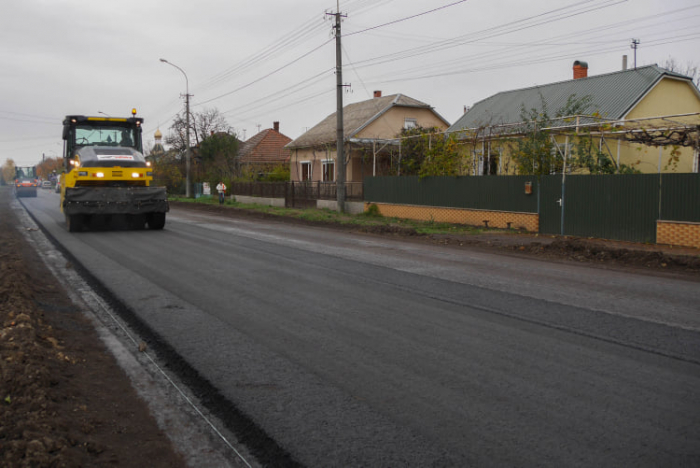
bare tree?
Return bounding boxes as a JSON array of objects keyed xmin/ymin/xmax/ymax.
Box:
[
  {"xmin": 662, "ymin": 57, "xmax": 699, "ymax": 87},
  {"xmin": 165, "ymin": 107, "xmax": 233, "ymax": 152}
]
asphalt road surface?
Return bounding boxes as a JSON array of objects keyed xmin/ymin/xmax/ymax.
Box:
[{"xmin": 20, "ymin": 189, "xmax": 700, "ymax": 467}]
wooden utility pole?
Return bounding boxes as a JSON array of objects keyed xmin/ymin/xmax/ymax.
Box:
[{"xmin": 328, "ymin": 3, "xmax": 346, "ymax": 212}]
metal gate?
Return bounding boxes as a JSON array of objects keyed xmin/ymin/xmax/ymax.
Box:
[
  {"xmin": 539, "ymin": 177, "xmax": 562, "ymax": 235},
  {"xmin": 539, "ymin": 174, "xmax": 660, "ymax": 243},
  {"xmin": 285, "ymin": 182, "xmax": 318, "ymax": 208}
]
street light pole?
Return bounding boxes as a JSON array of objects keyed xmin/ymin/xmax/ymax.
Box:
[{"xmin": 160, "ymin": 58, "xmax": 192, "ymax": 198}]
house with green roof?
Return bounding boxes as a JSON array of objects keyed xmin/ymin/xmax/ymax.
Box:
[
  {"xmin": 446, "ymin": 62, "xmax": 700, "ymax": 175},
  {"xmin": 287, "ymin": 91, "xmax": 450, "ymax": 184}
]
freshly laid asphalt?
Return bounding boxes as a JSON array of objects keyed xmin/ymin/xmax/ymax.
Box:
[{"xmin": 19, "ymin": 190, "xmax": 700, "ymax": 467}]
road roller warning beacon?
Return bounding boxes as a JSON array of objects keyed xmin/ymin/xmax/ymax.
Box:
[{"xmin": 60, "ymin": 110, "xmax": 169, "ymax": 232}]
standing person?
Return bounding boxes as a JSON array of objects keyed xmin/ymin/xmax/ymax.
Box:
[{"xmin": 216, "ymin": 181, "xmax": 227, "ymax": 205}]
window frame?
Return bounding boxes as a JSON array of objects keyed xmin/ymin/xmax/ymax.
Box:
[
  {"xmin": 300, "ymin": 161, "xmax": 312, "ymax": 181},
  {"xmin": 322, "ymin": 159, "xmax": 335, "ymax": 182},
  {"xmin": 404, "ymin": 118, "xmax": 418, "ymax": 130}
]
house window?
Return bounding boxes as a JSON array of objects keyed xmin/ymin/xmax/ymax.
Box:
[
  {"xmin": 550, "ymin": 142, "xmax": 572, "ymax": 174},
  {"xmin": 484, "ymin": 143, "xmax": 500, "ymax": 175},
  {"xmin": 473, "ymin": 149, "xmax": 484, "ymax": 176},
  {"xmin": 404, "ymin": 118, "xmax": 417, "ymax": 130},
  {"xmin": 322, "ymin": 160, "xmax": 335, "ymax": 182},
  {"xmin": 300, "ymin": 161, "xmax": 312, "ymax": 181}
]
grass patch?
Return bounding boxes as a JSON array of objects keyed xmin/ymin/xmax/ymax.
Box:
[{"xmin": 169, "ymin": 196, "xmax": 509, "ymax": 236}]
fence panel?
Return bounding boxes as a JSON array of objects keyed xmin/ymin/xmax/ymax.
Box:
[
  {"xmin": 232, "ymin": 182, "xmax": 363, "ymax": 205},
  {"xmin": 539, "ymin": 177, "xmax": 562, "ymax": 235},
  {"xmin": 558, "ymin": 174, "xmax": 660, "ymax": 243},
  {"xmin": 364, "ymin": 176, "xmax": 538, "ymax": 213},
  {"xmin": 660, "ymin": 173, "xmax": 700, "ymax": 222},
  {"xmin": 231, "ymin": 182, "xmax": 287, "ymax": 198}
]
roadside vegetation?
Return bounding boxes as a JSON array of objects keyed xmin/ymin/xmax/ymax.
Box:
[{"xmin": 168, "ymin": 195, "xmax": 507, "ymax": 236}]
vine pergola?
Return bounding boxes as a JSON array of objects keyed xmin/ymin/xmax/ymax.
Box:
[
  {"xmin": 452, "ymin": 112, "xmax": 700, "ymax": 174},
  {"xmin": 342, "ymin": 112, "xmax": 700, "ymax": 178}
]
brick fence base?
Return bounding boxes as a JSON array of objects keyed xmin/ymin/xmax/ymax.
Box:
[
  {"xmin": 657, "ymin": 220, "xmax": 700, "ymax": 249},
  {"xmin": 367, "ymin": 202, "xmax": 539, "ymax": 232}
]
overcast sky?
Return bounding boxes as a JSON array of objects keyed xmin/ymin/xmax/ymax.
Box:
[{"xmin": 2, "ymin": 0, "xmax": 699, "ymax": 167}]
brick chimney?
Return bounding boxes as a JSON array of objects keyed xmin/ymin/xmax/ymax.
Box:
[
  {"xmin": 273, "ymin": 121, "xmax": 279, "ymax": 132},
  {"xmin": 373, "ymin": 90, "xmax": 382, "ymax": 98},
  {"xmin": 573, "ymin": 60, "xmax": 588, "ymax": 79}
]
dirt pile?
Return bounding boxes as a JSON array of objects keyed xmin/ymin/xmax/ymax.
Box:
[
  {"xmin": 541, "ymin": 238, "xmax": 700, "ymax": 270},
  {"xmin": 0, "ymin": 189, "xmax": 185, "ymax": 467}
]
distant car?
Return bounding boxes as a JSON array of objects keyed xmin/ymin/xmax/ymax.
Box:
[{"xmin": 42, "ymin": 180, "xmax": 53, "ymax": 189}]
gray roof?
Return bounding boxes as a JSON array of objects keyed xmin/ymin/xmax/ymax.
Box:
[
  {"xmin": 287, "ymin": 94, "xmax": 448, "ymax": 149},
  {"xmin": 447, "ymin": 65, "xmax": 696, "ymax": 133}
]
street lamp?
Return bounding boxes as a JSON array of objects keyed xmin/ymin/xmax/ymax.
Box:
[{"xmin": 160, "ymin": 58, "xmax": 192, "ymax": 198}]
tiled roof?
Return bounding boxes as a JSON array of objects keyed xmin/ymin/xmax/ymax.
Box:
[
  {"xmin": 239, "ymin": 128, "xmax": 292, "ymax": 164},
  {"xmin": 287, "ymin": 94, "xmax": 446, "ymax": 149},
  {"xmin": 447, "ymin": 65, "xmax": 696, "ymax": 133}
]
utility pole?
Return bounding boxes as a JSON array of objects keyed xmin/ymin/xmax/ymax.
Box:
[
  {"xmin": 160, "ymin": 58, "xmax": 192, "ymax": 198},
  {"xmin": 185, "ymin": 90, "xmax": 192, "ymax": 197},
  {"xmin": 328, "ymin": 2, "xmax": 347, "ymax": 212},
  {"xmin": 631, "ymin": 39, "xmax": 640, "ymax": 69}
]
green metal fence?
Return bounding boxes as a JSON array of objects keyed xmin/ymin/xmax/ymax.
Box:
[
  {"xmin": 364, "ymin": 176, "xmax": 538, "ymax": 213},
  {"xmin": 660, "ymin": 173, "xmax": 700, "ymax": 222},
  {"xmin": 552, "ymin": 174, "xmax": 660, "ymax": 243},
  {"xmin": 363, "ymin": 174, "xmax": 700, "ymax": 243}
]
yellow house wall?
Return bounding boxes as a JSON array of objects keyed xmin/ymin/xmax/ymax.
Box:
[
  {"xmin": 622, "ymin": 78, "xmax": 700, "ymax": 173},
  {"xmin": 356, "ymin": 107, "xmax": 448, "ymax": 140},
  {"xmin": 615, "ymin": 138, "xmax": 695, "ymax": 173},
  {"xmin": 290, "ymin": 107, "xmax": 449, "ymax": 182},
  {"xmin": 626, "ymin": 78, "xmax": 700, "ymax": 119},
  {"xmin": 456, "ymin": 132, "xmax": 696, "ymax": 175},
  {"xmin": 290, "ymin": 147, "xmax": 335, "ymax": 182},
  {"xmin": 289, "ymin": 146, "xmax": 376, "ymax": 183},
  {"xmin": 455, "ymin": 78, "xmax": 700, "ymax": 175},
  {"xmin": 454, "ymin": 140, "xmax": 520, "ymax": 176}
]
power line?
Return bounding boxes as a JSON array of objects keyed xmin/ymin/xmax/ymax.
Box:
[
  {"xmin": 346, "ymin": 0, "xmax": 469, "ymax": 37},
  {"xmin": 0, "ymin": 135, "xmax": 55, "ymax": 144},
  {"xmin": 199, "ymin": 23, "xmax": 325, "ymax": 93},
  {"xmin": 362, "ymin": 5, "xmax": 698, "ymax": 84},
  {"xmin": 221, "ymin": 68, "xmax": 334, "ymax": 116},
  {"xmin": 0, "ymin": 110, "xmax": 56, "ymax": 123},
  {"xmin": 194, "ymin": 0, "xmax": 424, "ymax": 110},
  {"xmin": 0, "ymin": 116, "xmax": 56, "ymax": 124},
  {"xmin": 228, "ymin": 88, "xmax": 336, "ymax": 130},
  {"xmin": 348, "ymin": 0, "xmax": 627, "ymax": 70},
  {"xmin": 195, "ymin": 38, "xmax": 334, "ymax": 107},
  {"xmin": 373, "ymin": 31, "xmax": 700, "ymax": 86},
  {"xmin": 198, "ymin": 11, "xmax": 329, "ymax": 93}
]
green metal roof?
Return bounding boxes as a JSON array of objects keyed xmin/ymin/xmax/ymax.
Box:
[{"xmin": 446, "ymin": 65, "xmax": 695, "ymax": 133}]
